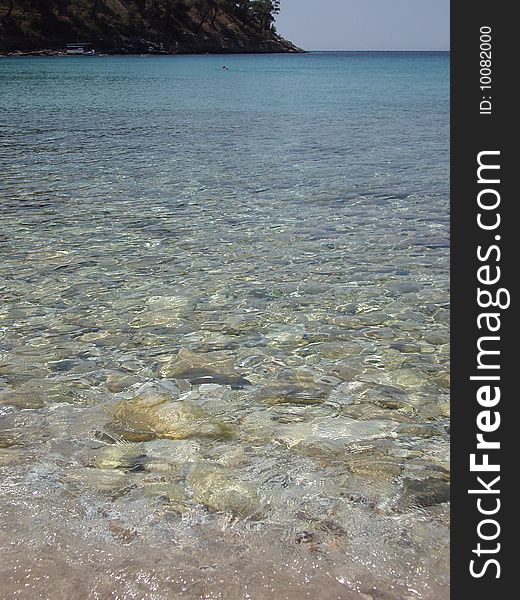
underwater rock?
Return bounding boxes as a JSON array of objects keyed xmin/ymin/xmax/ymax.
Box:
[
  {"xmin": 143, "ymin": 483, "xmax": 187, "ymax": 503},
  {"xmin": 108, "ymin": 520, "xmax": 138, "ymax": 544},
  {"xmin": 254, "ymin": 383, "xmax": 328, "ymax": 406},
  {"xmin": 109, "ymin": 394, "xmax": 233, "ymax": 442},
  {"xmin": 0, "ymin": 429, "xmax": 21, "ymax": 448},
  {"xmin": 300, "ymin": 342, "xmax": 363, "ymax": 360},
  {"xmin": 99, "ymin": 438, "xmax": 202, "ymax": 474},
  {"xmin": 397, "ymin": 423, "xmax": 445, "ymax": 439},
  {"xmin": 326, "ymin": 381, "xmax": 366, "ymax": 407},
  {"xmin": 265, "ymin": 326, "xmax": 306, "ymax": 348},
  {"xmin": 47, "ymin": 359, "xmax": 77, "ymax": 373},
  {"xmin": 385, "ymin": 368, "xmax": 429, "ymax": 391},
  {"xmin": 213, "ymin": 445, "xmax": 248, "ymax": 467},
  {"xmin": 158, "ymin": 349, "xmax": 238, "ymax": 380},
  {"xmin": 271, "ymin": 407, "xmax": 311, "ymax": 425},
  {"xmin": 329, "ymin": 363, "xmax": 363, "ymax": 382},
  {"xmin": 142, "ymin": 439, "xmax": 201, "ymax": 467},
  {"xmin": 364, "ymin": 327, "xmax": 396, "ymax": 341},
  {"xmin": 345, "ymin": 452, "xmax": 403, "ymax": 482},
  {"xmin": 386, "ymin": 281, "xmax": 421, "ymax": 294},
  {"xmin": 67, "ymin": 467, "xmax": 129, "ymax": 493},
  {"xmin": 0, "ymin": 389, "xmax": 45, "ymax": 409},
  {"xmin": 403, "ymin": 461, "xmax": 450, "ymax": 482},
  {"xmin": 434, "ymin": 371, "xmax": 451, "ymax": 390},
  {"xmin": 295, "ymin": 518, "xmax": 350, "ymax": 554},
  {"xmin": 169, "ymin": 369, "xmax": 251, "ymax": 389},
  {"xmin": 423, "ymin": 331, "xmax": 450, "ymax": 346},
  {"xmin": 415, "ymin": 397, "xmax": 450, "ymax": 420},
  {"xmin": 147, "ymin": 295, "xmax": 193, "ymax": 310},
  {"xmin": 0, "ymin": 448, "xmax": 22, "ymax": 467},
  {"xmin": 276, "ymin": 421, "xmax": 316, "ymax": 448},
  {"xmin": 95, "ymin": 444, "xmax": 146, "ymax": 471},
  {"xmin": 197, "ymin": 383, "xmax": 227, "ymax": 398},
  {"xmin": 342, "ymin": 403, "xmax": 414, "ymax": 424},
  {"xmin": 314, "ymin": 374, "xmax": 344, "ymax": 387},
  {"xmin": 105, "ymin": 372, "xmax": 141, "ymax": 393},
  {"xmin": 389, "ymin": 342, "xmax": 422, "ymax": 354},
  {"xmin": 236, "ymin": 353, "xmax": 270, "ymax": 371},
  {"xmin": 305, "ymin": 417, "xmax": 398, "ymax": 447},
  {"xmin": 400, "ymin": 477, "xmax": 450, "ymax": 508},
  {"xmin": 130, "ymin": 309, "xmax": 184, "ymax": 328},
  {"xmin": 280, "ymin": 417, "xmax": 398, "ymax": 454},
  {"xmin": 357, "ymin": 312, "xmax": 393, "ymax": 326},
  {"xmin": 352, "ymin": 384, "xmax": 415, "ymax": 417},
  {"xmin": 187, "ymin": 463, "xmax": 261, "ymax": 517},
  {"xmin": 372, "ymin": 396, "xmax": 413, "ymax": 412},
  {"xmin": 273, "ymin": 367, "xmax": 317, "ymax": 384},
  {"xmin": 240, "ymin": 412, "xmax": 276, "ymax": 443},
  {"xmin": 135, "ymin": 380, "xmax": 181, "ymax": 400}
]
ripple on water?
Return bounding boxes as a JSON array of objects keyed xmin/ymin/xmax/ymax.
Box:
[{"xmin": 0, "ymin": 52, "xmax": 449, "ymax": 599}]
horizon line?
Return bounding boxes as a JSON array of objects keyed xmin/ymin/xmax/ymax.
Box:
[{"xmin": 302, "ymin": 49, "xmax": 450, "ymax": 52}]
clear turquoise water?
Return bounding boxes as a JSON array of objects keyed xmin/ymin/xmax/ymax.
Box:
[{"xmin": 0, "ymin": 53, "xmax": 449, "ymax": 599}]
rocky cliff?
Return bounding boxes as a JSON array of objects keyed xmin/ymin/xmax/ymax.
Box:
[{"xmin": 0, "ymin": 1, "xmax": 301, "ymax": 54}]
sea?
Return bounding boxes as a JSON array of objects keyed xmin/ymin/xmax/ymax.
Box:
[{"xmin": 0, "ymin": 52, "xmax": 449, "ymax": 600}]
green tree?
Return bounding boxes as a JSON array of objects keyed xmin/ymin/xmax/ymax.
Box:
[
  {"xmin": 4, "ymin": 0, "xmax": 15, "ymax": 18},
  {"xmin": 184, "ymin": 0, "xmax": 215, "ymax": 31},
  {"xmin": 91, "ymin": 0, "xmax": 102, "ymax": 20},
  {"xmin": 250, "ymin": 0, "xmax": 279, "ymax": 32}
]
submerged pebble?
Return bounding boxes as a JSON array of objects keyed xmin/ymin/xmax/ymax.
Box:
[
  {"xmin": 95, "ymin": 444, "xmax": 145, "ymax": 471},
  {"xmin": 254, "ymin": 383, "xmax": 328, "ymax": 406},
  {"xmin": 143, "ymin": 483, "xmax": 188, "ymax": 504},
  {"xmin": 0, "ymin": 389, "xmax": 45, "ymax": 409},
  {"xmin": 158, "ymin": 349, "xmax": 237, "ymax": 379},
  {"xmin": 187, "ymin": 463, "xmax": 261, "ymax": 517},
  {"xmin": 142, "ymin": 439, "xmax": 201, "ymax": 464},
  {"xmin": 109, "ymin": 394, "xmax": 233, "ymax": 441},
  {"xmin": 67, "ymin": 467, "xmax": 130, "ymax": 493},
  {"xmin": 400, "ymin": 477, "xmax": 450, "ymax": 509},
  {"xmin": 105, "ymin": 372, "xmax": 141, "ymax": 393}
]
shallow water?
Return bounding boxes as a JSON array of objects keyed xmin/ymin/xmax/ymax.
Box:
[{"xmin": 0, "ymin": 52, "xmax": 449, "ymax": 599}]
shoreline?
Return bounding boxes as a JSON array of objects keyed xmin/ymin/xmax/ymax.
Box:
[{"xmin": 1, "ymin": 49, "xmax": 305, "ymax": 58}]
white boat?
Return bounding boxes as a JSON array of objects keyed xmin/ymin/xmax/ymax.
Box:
[{"xmin": 64, "ymin": 44, "xmax": 96, "ymax": 56}]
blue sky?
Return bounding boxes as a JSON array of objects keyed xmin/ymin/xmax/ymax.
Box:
[{"xmin": 275, "ymin": 0, "xmax": 450, "ymax": 51}]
